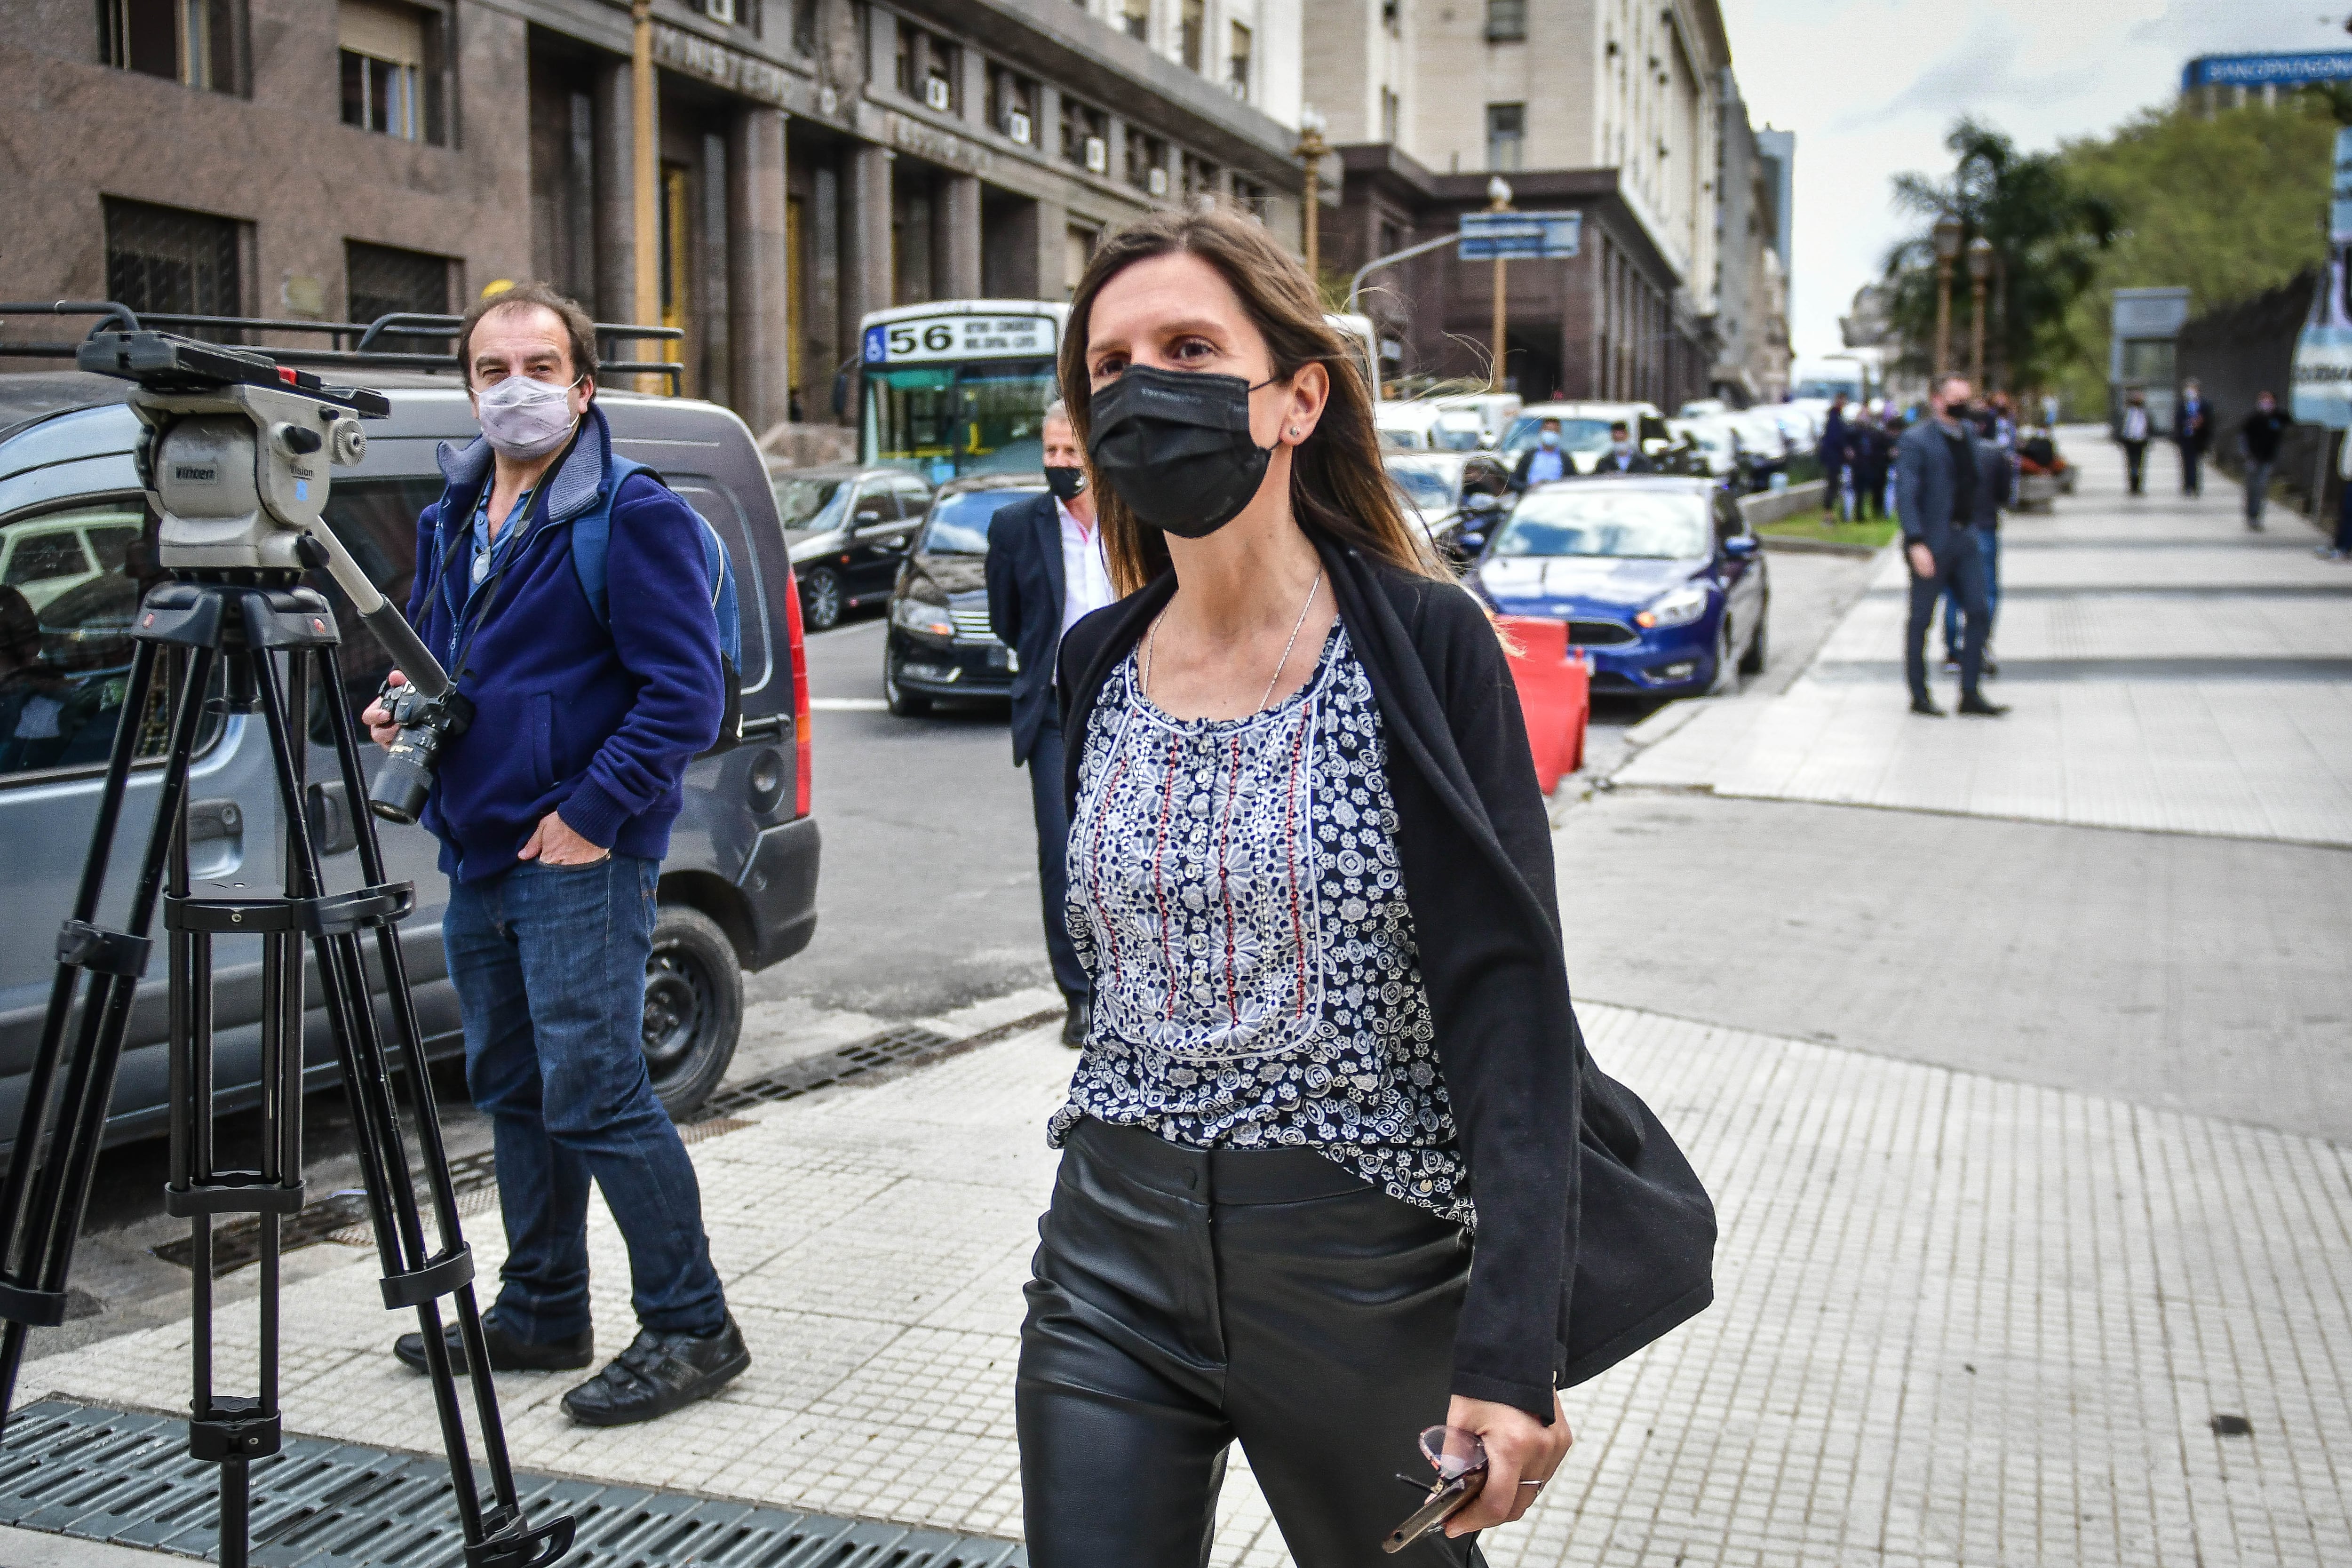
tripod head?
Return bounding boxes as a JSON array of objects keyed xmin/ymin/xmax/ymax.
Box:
[{"xmin": 79, "ymin": 332, "xmax": 461, "ymax": 821}]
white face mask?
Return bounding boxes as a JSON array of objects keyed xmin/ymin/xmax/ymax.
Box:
[{"xmin": 475, "ymin": 374, "xmax": 584, "ymax": 460}]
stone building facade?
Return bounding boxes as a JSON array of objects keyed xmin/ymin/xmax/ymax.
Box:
[
  {"xmin": 1301, "ymin": 0, "xmax": 1756, "ymax": 409},
  {"xmin": 2, "ymin": 0, "xmax": 1308, "ymax": 435}
]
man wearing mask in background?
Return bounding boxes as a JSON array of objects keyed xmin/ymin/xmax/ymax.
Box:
[
  {"xmin": 2238, "ymin": 391, "xmax": 2292, "ymax": 533},
  {"xmin": 2119, "ymin": 390, "xmax": 2152, "ymax": 495},
  {"xmin": 2176, "ymin": 378, "xmax": 2211, "ymax": 497},
  {"xmin": 1511, "ymin": 415, "xmax": 1570, "ymax": 489},
  {"xmin": 1896, "ymin": 374, "xmax": 2005, "ymax": 718},
  {"xmin": 986, "ymin": 400, "xmax": 1113, "ymax": 1046},
  {"xmin": 1594, "ymin": 419, "xmax": 1655, "ymax": 475},
  {"xmin": 362, "ymin": 282, "xmax": 747, "ymax": 1425}
]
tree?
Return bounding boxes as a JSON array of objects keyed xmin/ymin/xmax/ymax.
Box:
[
  {"xmin": 2046, "ymin": 100, "xmax": 2333, "ymax": 411},
  {"xmin": 1879, "ymin": 118, "xmax": 2121, "ymax": 396}
]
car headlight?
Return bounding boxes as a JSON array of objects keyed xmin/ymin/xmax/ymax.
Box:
[
  {"xmin": 892, "ymin": 594, "xmax": 954, "ymax": 637},
  {"xmin": 1635, "ymin": 585, "xmax": 1710, "ymax": 629}
]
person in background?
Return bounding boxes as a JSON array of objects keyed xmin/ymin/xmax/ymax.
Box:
[
  {"xmin": 2238, "ymin": 391, "xmax": 2292, "ymax": 533},
  {"xmin": 1849, "ymin": 413, "xmax": 1891, "ymax": 523},
  {"xmin": 2175, "ymin": 378, "xmax": 2210, "ymax": 496},
  {"xmin": 1593, "ymin": 420, "xmax": 1654, "ymax": 475},
  {"xmin": 2119, "ymin": 390, "xmax": 2152, "ymax": 495},
  {"xmin": 1510, "ymin": 416, "xmax": 1570, "ymax": 490},
  {"xmin": 1944, "ymin": 403, "xmax": 2014, "ymax": 679},
  {"xmin": 1896, "ymin": 374, "xmax": 2004, "ymax": 718},
  {"xmin": 985, "ymin": 400, "xmax": 1114, "ymax": 1047},
  {"xmin": 2325, "ymin": 430, "xmax": 2352, "ymax": 563},
  {"xmin": 1985, "ymin": 392, "xmax": 2017, "ymax": 449},
  {"xmin": 1819, "ymin": 392, "xmax": 1851, "ymax": 520}
]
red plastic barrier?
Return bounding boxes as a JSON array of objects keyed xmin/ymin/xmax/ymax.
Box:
[{"xmin": 1496, "ymin": 616, "xmax": 1592, "ymax": 795}]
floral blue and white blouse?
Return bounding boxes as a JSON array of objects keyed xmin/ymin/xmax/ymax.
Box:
[{"xmin": 1048, "ymin": 621, "xmax": 1473, "ymax": 1227}]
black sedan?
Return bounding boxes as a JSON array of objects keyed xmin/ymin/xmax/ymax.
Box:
[
  {"xmin": 883, "ymin": 474, "xmax": 1046, "ymax": 716},
  {"xmin": 774, "ymin": 464, "xmax": 934, "ymax": 630}
]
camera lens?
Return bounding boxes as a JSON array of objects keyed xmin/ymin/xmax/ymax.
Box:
[{"xmin": 368, "ymin": 754, "xmax": 433, "ymax": 825}]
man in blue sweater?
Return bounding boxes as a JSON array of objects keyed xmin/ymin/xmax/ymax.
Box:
[{"xmin": 362, "ymin": 283, "xmax": 746, "ymax": 1426}]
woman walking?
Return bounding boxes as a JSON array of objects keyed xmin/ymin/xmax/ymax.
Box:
[{"xmin": 1016, "ymin": 202, "xmax": 1714, "ymax": 1566}]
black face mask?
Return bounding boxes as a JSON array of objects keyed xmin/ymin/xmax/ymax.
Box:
[
  {"xmin": 1086, "ymin": 365, "xmax": 1271, "ymax": 540},
  {"xmin": 1044, "ymin": 465, "xmax": 1087, "ymax": 503}
]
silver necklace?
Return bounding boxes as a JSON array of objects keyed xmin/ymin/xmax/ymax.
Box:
[{"xmin": 1143, "ymin": 567, "xmax": 1324, "ymax": 716}]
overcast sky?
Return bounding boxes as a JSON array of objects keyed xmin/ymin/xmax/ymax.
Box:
[{"xmin": 1717, "ymin": 0, "xmax": 2337, "ymax": 362}]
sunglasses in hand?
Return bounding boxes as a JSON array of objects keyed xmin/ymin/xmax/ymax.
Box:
[{"xmin": 1382, "ymin": 1425, "xmax": 1488, "ymax": 1553}]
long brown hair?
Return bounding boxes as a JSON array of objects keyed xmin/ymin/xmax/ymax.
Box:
[{"xmin": 1058, "ymin": 200, "xmax": 1446, "ymax": 594}]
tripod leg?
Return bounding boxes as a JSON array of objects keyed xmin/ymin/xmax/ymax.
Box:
[
  {"xmin": 316, "ymin": 647, "xmax": 526, "ymax": 1506},
  {"xmin": 246, "ymin": 636, "xmax": 568, "ymax": 1566},
  {"xmin": 0, "ymin": 640, "xmax": 213, "ymax": 1421}
]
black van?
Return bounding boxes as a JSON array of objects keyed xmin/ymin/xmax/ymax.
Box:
[{"xmin": 0, "ymin": 364, "xmax": 820, "ymax": 1153}]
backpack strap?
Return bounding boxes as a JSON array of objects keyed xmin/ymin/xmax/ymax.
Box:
[{"xmin": 573, "ymin": 456, "xmax": 727, "ymax": 626}]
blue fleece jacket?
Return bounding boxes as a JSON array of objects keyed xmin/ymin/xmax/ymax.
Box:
[{"xmin": 404, "ymin": 405, "xmax": 724, "ymax": 883}]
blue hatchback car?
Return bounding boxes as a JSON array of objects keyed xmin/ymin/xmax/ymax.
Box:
[{"xmin": 1464, "ymin": 475, "xmax": 1769, "ymax": 696}]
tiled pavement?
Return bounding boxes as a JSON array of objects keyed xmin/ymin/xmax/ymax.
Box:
[
  {"xmin": 1616, "ymin": 440, "xmax": 2352, "ymax": 845},
  {"xmin": 23, "ymin": 999, "xmax": 2352, "ymax": 1568}
]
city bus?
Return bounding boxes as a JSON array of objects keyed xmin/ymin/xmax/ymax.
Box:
[{"xmin": 857, "ymin": 300, "xmax": 1382, "ymax": 485}]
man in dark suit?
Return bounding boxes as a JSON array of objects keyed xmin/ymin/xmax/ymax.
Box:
[
  {"xmin": 2175, "ymin": 378, "xmax": 2210, "ymax": 496},
  {"xmin": 1819, "ymin": 392, "xmax": 1850, "ymax": 519},
  {"xmin": 1895, "ymin": 374, "xmax": 2004, "ymax": 717},
  {"xmin": 985, "ymin": 400, "xmax": 1115, "ymax": 1045},
  {"xmin": 1592, "ymin": 420, "xmax": 1655, "ymax": 475}
]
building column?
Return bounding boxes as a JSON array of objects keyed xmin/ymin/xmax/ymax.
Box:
[
  {"xmin": 941, "ymin": 175, "xmax": 983, "ymax": 299},
  {"xmin": 593, "ymin": 53, "xmax": 642, "ymax": 334},
  {"xmin": 730, "ymin": 105, "xmax": 791, "ymax": 435},
  {"xmin": 1036, "ymin": 195, "xmax": 1069, "ymax": 302},
  {"xmin": 846, "ymin": 140, "xmax": 895, "ymax": 355}
]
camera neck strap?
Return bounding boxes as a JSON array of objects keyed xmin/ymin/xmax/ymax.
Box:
[{"xmin": 437, "ymin": 480, "xmax": 543, "ymax": 686}]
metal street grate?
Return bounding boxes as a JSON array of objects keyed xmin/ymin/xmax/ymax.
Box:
[
  {"xmin": 0, "ymin": 1400, "xmax": 1027, "ymax": 1566},
  {"xmin": 148, "ymin": 1012, "xmax": 1066, "ymax": 1278}
]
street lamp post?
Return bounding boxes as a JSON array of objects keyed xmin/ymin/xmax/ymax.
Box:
[
  {"xmin": 1931, "ymin": 219, "xmax": 1963, "ymax": 382},
  {"xmin": 1487, "ymin": 175, "xmax": 1513, "ymax": 393},
  {"xmin": 1295, "ymin": 108, "xmax": 1330, "ymax": 283},
  {"xmin": 1966, "ymin": 236, "xmax": 1994, "ymax": 392}
]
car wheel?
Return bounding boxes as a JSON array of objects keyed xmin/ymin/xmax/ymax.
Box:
[
  {"xmin": 1740, "ymin": 594, "xmax": 1770, "ymax": 674},
  {"xmin": 643, "ymin": 903, "xmax": 743, "ymax": 1118},
  {"xmin": 801, "ymin": 567, "xmax": 844, "ymax": 632},
  {"xmin": 884, "ymin": 653, "xmax": 933, "ymax": 717},
  {"xmin": 1708, "ymin": 619, "xmax": 1740, "ymax": 695}
]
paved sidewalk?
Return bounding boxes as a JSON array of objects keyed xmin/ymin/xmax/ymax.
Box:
[
  {"xmin": 22, "ymin": 1003, "xmax": 2351, "ymax": 1568},
  {"xmin": 1616, "ymin": 435, "xmax": 2352, "ymax": 845}
]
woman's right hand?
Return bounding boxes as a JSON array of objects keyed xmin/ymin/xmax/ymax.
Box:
[{"xmin": 362, "ymin": 669, "xmax": 405, "ymax": 748}]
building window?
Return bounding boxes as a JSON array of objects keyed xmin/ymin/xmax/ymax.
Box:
[
  {"xmin": 346, "ymin": 240, "xmax": 448, "ymax": 330},
  {"xmin": 791, "ymin": 0, "xmax": 818, "ymax": 54},
  {"xmin": 1231, "ymin": 175, "xmax": 1268, "ymax": 217},
  {"xmin": 1226, "ymin": 22, "xmax": 1251, "ymax": 100},
  {"xmin": 1065, "ymin": 226, "xmax": 1095, "ymax": 300},
  {"xmin": 1486, "ymin": 103, "xmax": 1524, "ymax": 172},
  {"xmin": 103, "ymin": 198, "xmax": 244, "ymax": 327},
  {"xmin": 1122, "ymin": 0, "xmax": 1149, "ymax": 43},
  {"xmin": 986, "ymin": 65, "xmax": 1037, "ymax": 144},
  {"xmin": 339, "ymin": 0, "xmax": 442, "ymax": 144},
  {"xmin": 923, "ymin": 35, "xmax": 958, "ymax": 113},
  {"xmin": 1127, "ymin": 130, "xmax": 1167, "ymax": 194},
  {"xmin": 1381, "ymin": 86, "xmax": 1399, "ymax": 142},
  {"xmin": 102, "ymin": 0, "xmax": 245, "ymax": 93},
  {"xmin": 1485, "ymin": 0, "xmax": 1525, "ymax": 42},
  {"xmin": 1179, "ymin": 0, "xmax": 1203, "ymax": 72},
  {"xmin": 1181, "ymin": 151, "xmax": 1218, "ymax": 201},
  {"xmin": 1062, "ymin": 96, "xmax": 1108, "ymax": 175},
  {"xmin": 895, "ymin": 24, "xmax": 916, "ymax": 96}
]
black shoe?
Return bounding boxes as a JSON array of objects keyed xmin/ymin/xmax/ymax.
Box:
[
  {"xmin": 560, "ymin": 1314, "xmax": 750, "ymax": 1427},
  {"xmin": 1957, "ymin": 695, "xmax": 2010, "ymax": 716},
  {"xmin": 394, "ymin": 1311, "xmax": 593, "ymax": 1376},
  {"xmin": 1061, "ymin": 994, "xmax": 1091, "ymax": 1049},
  {"xmin": 1910, "ymin": 696, "xmax": 1947, "ymax": 716}
]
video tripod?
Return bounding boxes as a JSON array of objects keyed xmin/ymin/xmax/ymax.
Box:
[{"xmin": 0, "ymin": 326, "xmax": 572, "ymax": 1568}]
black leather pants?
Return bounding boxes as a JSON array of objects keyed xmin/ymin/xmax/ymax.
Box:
[{"xmin": 1017, "ymin": 1118, "xmax": 1488, "ymax": 1568}]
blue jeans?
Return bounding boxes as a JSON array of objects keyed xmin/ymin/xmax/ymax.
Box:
[
  {"xmin": 443, "ymin": 855, "xmax": 727, "ymax": 1343},
  {"xmin": 1943, "ymin": 528, "xmax": 2000, "ymax": 660}
]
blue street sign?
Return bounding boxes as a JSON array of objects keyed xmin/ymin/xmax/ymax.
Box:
[{"xmin": 1458, "ymin": 211, "xmax": 1581, "ymax": 261}]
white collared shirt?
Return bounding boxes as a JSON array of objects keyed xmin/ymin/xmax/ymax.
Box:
[
  {"xmin": 1058, "ymin": 498, "xmax": 1115, "ymax": 637},
  {"xmin": 2122, "ymin": 406, "xmax": 2149, "ymax": 441}
]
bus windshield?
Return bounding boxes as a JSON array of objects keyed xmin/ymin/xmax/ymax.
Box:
[{"xmin": 863, "ymin": 358, "xmax": 1059, "ymax": 483}]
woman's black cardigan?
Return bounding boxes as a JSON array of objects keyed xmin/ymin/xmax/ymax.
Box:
[{"xmin": 1056, "ymin": 531, "xmax": 1703, "ymax": 1421}]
